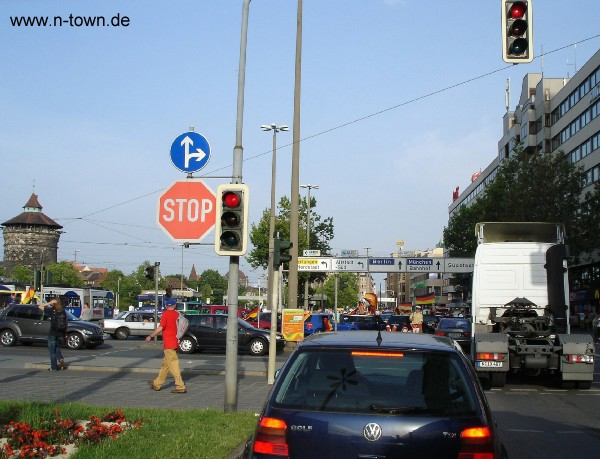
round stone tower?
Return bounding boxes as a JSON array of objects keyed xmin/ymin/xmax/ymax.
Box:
[{"xmin": 1, "ymin": 193, "xmax": 63, "ymax": 273}]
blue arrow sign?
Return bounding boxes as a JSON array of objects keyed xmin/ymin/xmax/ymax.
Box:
[{"xmin": 170, "ymin": 132, "xmax": 211, "ymax": 173}]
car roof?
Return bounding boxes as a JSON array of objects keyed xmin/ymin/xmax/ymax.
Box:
[{"xmin": 301, "ymin": 330, "xmax": 455, "ymax": 351}]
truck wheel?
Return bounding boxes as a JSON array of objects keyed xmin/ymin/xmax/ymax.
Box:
[{"xmin": 490, "ymin": 372, "xmax": 506, "ymax": 388}]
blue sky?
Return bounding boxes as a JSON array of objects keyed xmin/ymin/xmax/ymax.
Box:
[{"xmin": 1, "ymin": 0, "xmax": 599, "ymax": 288}]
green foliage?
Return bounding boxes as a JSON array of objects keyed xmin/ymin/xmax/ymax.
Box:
[
  {"xmin": 9, "ymin": 265, "xmax": 33, "ymax": 284},
  {"xmin": 45, "ymin": 262, "xmax": 85, "ymax": 287},
  {"xmin": 443, "ymin": 148, "xmax": 600, "ymax": 261},
  {"xmin": 197, "ymin": 269, "xmax": 227, "ymax": 304},
  {"xmin": 100, "ymin": 270, "xmax": 140, "ymax": 311},
  {"xmin": 322, "ymin": 274, "xmax": 359, "ymax": 310}
]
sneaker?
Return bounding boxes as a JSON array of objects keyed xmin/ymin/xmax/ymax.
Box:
[
  {"xmin": 58, "ymin": 360, "xmax": 65, "ymax": 370},
  {"xmin": 147, "ymin": 380, "xmax": 160, "ymax": 391},
  {"xmin": 171, "ymin": 388, "xmax": 187, "ymax": 394}
]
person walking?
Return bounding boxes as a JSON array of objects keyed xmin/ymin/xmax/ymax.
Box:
[
  {"xmin": 39, "ymin": 298, "xmax": 67, "ymax": 371},
  {"xmin": 409, "ymin": 305, "xmax": 424, "ymax": 333},
  {"xmin": 80, "ymin": 302, "xmax": 92, "ymax": 321},
  {"xmin": 145, "ymin": 298, "xmax": 186, "ymax": 394}
]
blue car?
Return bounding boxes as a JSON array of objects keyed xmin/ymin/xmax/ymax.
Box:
[
  {"xmin": 303, "ymin": 313, "xmax": 334, "ymax": 336},
  {"xmin": 244, "ymin": 332, "xmax": 506, "ymax": 458}
]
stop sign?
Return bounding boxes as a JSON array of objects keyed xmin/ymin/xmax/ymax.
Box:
[{"xmin": 157, "ymin": 179, "xmax": 216, "ymax": 242}]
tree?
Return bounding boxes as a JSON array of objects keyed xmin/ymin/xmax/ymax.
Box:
[
  {"xmin": 45, "ymin": 262, "xmax": 85, "ymax": 287},
  {"xmin": 322, "ymin": 274, "xmax": 359, "ymax": 310},
  {"xmin": 443, "ymin": 148, "xmax": 600, "ymax": 261},
  {"xmin": 100, "ymin": 270, "xmax": 141, "ymax": 311},
  {"xmin": 197, "ymin": 269, "xmax": 227, "ymax": 304},
  {"xmin": 10, "ymin": 265, "xmax": 34, "ymax": 285},
  {"xmin": 247, "ymin": 195, "xmax": 335, "ymax": 305}
]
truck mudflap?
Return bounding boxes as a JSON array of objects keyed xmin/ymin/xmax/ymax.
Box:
[
  {"xmin": 473, "ymin": 333, "xmax": 510, "ymax": 377},
  {"xmin": 557, "ymin": 334, "xmax": 595, "ymax": 383}
]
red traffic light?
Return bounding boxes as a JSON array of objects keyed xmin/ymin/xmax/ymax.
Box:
[
  {"xmin": 508, "ymin": 2, "xmax": 526, "ymax": 19},
  {"xmin": 222, "ymin": 191, "xmax": 240, "ymax": 208}
]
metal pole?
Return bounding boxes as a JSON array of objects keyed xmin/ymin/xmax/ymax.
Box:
[
  {"xmin": 288, "ymin": 0, "xmax": 303, "ymax": 309},
  {"xmin": 153, "ymin": 262, "xmax": 160, "ymax": 343},
  {"xmin": 225, "ymin": 0, "xmax": 251, "ymax": 413},
  {"xmin": 267, "ymin": 265, "xmax": 280, "ymax": 384},
  {"xmin": 267, "ymin": 128, "xmax": 277, "ymax": 324}
]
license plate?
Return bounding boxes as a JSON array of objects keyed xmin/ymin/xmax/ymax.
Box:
[
  {"xmin": 477, "ymin": 361, "xmax": 503, "ymax": 368},
  {"xmin": 449, "ymin": 333, "xmax": 461, "ymax": 338}
]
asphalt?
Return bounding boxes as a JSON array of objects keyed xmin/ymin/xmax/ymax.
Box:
[{"xmin": 0, "ymin": 341, "xmax": 298, "ymax": 459}]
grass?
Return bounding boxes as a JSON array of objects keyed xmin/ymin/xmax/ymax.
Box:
[{"xmin": 0, "ymin": 401, "xmax": 257, "ymax": 459}]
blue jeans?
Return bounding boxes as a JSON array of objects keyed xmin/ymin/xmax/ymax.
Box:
[{"xmin": 48, "ymin": 335, "xmax": 64, "ymax": 370}]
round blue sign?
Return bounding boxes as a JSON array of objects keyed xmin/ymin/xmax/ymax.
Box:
[{"xmin": 170, "ymin": 132, "xmax": 211, "ymax": 173}]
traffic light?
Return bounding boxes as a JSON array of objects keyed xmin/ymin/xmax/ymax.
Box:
[
  {"xmin": 165, "ymin": 287, "xmax": 173, "ymax": 298},
  {"xmin": 273, "ymin": 238, "xmax": 292, "ymax": 268},
  {"xmin": 214, "ymin": 183, "xmax": 249, "ymax": 256},
  {"xmin": 145, "ymin": 266, "xmax": 155, "ymax": 281},
  {"xmin": 502, "ymin": 0, "xmax": 533, "ymax": 63}
]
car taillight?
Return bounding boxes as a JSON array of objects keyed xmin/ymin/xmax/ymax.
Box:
[
  {"xmin": 253, "ymin": 416, "xmax": 288, "ymax": 456},
  {"xmin": 458, "ymin": 426, "xmax": 495, "ymax": 459},
  {"xmin": 462, "ymin": 332, "xmax": 471, "ymax": 337},
  {"xmin": 306, "ymin": 323, "xmax": 313, "ymax": 329},
  {"xmin": 567, "ymin": 354, "xmax": 594, "ymax": 363},
  {"xmin": 476, "ymin": 352, "xmax": 505, "ymax": 361},
  {"xmin": 435, "ymin": 331, "xmax": 445, "ymax": 336}
]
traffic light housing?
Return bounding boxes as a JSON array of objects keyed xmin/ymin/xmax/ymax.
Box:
[
  {"xmin": 165, "ymin": 287, "xmax": 173, "ymax": 298},
  {"xmin": 502, "ymin": 0, "xmax": 533, "ymax": 63},
  {"xmin": 145, "ymin": 266, "xmax": 155, "ymax": 281},
  {"xmin": 214, "ymin": 183, "xmax": 249, "ymax": 256},
  {"xmin": 273, "ymin": 238, "xmax": 292, "ymax": 268}
]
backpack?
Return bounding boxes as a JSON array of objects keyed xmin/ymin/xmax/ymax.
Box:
[
  {"xmin": 53, "ymin": 310, "xmax": 68, "ymax": 333},
  {"xmin": 176, "ymin": 312, "xmax": 189, "ymax": 340}
]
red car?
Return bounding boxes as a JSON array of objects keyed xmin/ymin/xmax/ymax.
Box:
[{"xmin": 245, "ymin": 312, "xmax": 281, "ymax": 331}]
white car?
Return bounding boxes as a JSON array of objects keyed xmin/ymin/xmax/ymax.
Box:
[{"xmin": 102, "ymin": 311, "xmax": 160, "ymax": 340}]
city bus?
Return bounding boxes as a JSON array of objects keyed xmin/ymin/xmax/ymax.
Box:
[{"xmin": 41, "ymin": 287, "xmax": 115, "ymax": 320}]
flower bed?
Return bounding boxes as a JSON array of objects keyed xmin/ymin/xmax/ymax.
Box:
[{"xmin": 0, "ymin": 409, "xmax": 143, "ymax": 458}]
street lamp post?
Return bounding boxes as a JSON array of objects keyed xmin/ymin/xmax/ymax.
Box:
[
  {"xmin": 300, "ymin": 184, "xmax": 319, "ymax": 310},
  {"xmin": 261, "ymin": 123, "xmax": 289, "ymax": 318}
]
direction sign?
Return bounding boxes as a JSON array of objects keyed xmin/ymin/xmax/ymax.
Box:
[
  {"xmin": 298, "ymin": 257, "xmax": 331, "ymax": 271},
  {"xmin": 170, "ymin": 131, "xmax": 211, "ymax": 173},
  {"xmin": 157, "ymin": 179, "xmax": 216, "ymax": 242},
  {"xmin": 341, "ymin": 250, "xmax": 359, "ymax": 257},
  {"xmin": 303, "ymin": 250, "xmax": 321, "ymax": 257},
  {"xmin": 443, "ymin": 258, "xmax": 474, "ymax": 273},
  {"xmin": 331, "ymin": 257, "xmax": 368, "ymax": 272},
  {"xmin": 406, "ymin": 258, "xmax": 443, "ymax": 273},
  {"xmin": 368, "ymin": 257, "xmax": 405, "ymax": 273}
]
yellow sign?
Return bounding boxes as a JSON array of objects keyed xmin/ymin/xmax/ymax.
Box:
[
  {"xmin": 298, "ymin": 258, "xmax": 318, "ymax": 265},
  {"xmin": 282, "ymin": 308, "xmax": 305, "ymax": 341}
]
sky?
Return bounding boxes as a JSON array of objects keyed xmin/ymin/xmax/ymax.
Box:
[{"xmin": 1, "ymin": 0, "xmax": 600, "ymax": 289}]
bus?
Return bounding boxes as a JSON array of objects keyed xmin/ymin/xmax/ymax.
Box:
[
  {"xmin": 41, "ymin": 287, "xmax": 115, "ymax": 320},
  {"xmin": 137, "ymin": 293, "xmax": 166, "ymax": 311}
]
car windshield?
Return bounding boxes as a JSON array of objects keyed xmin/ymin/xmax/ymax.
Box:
[
  {"xmin": 113, "ymin": 311, "xmax": 129, "ymax": 320},
  {"xmin": 273, "ymin": 348, "xmax": 478, "ymax": 415},
  {"xmin": 439, "ymin": 320, "xmax": 470, "ymax": 330}
]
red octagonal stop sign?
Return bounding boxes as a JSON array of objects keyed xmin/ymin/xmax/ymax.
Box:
[{"xmin": 157, "ymin": 179, "xmax": 216, "ymax": 242}]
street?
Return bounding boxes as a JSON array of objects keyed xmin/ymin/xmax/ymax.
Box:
[{"xmin": 1, "ymin": 338, "xmax": 600, "ymax": 459}]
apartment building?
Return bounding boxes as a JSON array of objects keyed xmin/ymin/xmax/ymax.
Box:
[{"xmin": 449, "ymin": 48, "xmax": 600, "ymax": 313}]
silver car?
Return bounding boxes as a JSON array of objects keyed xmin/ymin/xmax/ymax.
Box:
[{"xmin": 102, "ymin": 310, "xmax": 160, "ymax": 340}]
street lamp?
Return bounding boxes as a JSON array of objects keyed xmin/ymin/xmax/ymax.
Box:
[
  {"xmin": 261, "ymin": 123, "xmax": 289, "ymax": 317},
  {"xmin": 300, "ymin": 184, "xmax": 319, "ymax": 309}
]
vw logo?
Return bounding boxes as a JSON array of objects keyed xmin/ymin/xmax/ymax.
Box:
[{"xmin": 363, "ymin": 423, "xmax": 382, "ymax": 442}]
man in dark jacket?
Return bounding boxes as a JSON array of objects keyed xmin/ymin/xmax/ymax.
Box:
[{"xmin": 38, "ymin": 298, "xmax": 67, "ymax": 371}]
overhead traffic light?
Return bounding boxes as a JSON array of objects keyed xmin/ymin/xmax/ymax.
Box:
[
  {"xmin": 274, "ymin": 238, "xmax": 293, "ymax": 268},
  {"xmin": 214, "ymin": 183, "xmax": 249, "ymax": 256},
  {"xmin": 502, "ymin": 0, "xmax": 533, "ymax": 63},
  {"xmin": 145, "ymin": 266, "xmax": 155, "ymax": 281}
]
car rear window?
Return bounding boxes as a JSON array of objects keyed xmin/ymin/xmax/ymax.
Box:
[{"xmin": 273, "ymin": 348, "xmax": 478, "ymax": 415}]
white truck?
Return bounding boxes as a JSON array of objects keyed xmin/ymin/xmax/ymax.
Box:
[{"xmin": 471, "ymin": 222, "xmax": 594, "ymax": 388}]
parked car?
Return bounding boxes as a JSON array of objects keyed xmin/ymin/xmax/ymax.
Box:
[
  {"xmin": 387, "ymin": 314, "xmax": 411, "ymax": 331},
  {"xmin": 303, "ymin": 313, "xmax": 334, "ymax": 335},
  {"xmin": 178, "ymin": 314, "xmax": 285, "ymax": 356},
  {"xmin": 245, "ymin": 312, "xmax": 281, "ymax": 331},
  {"xmin": 435, "ymin": 317, "xmax": 472, "ymax": 352},
  {"xmin": 422, "ymin": 314, "xmax": 440, "ymax": 333},
  {"xmin": 102, "ymin": 310, "xmax": 159, "ymax": 340},
  {"xmin": 244, "ymin": 331, "xmax": 506, "ymax": 459},
  {"xmin": 0, "ymin": 303, "xmax": 104, "ymax": 350},
  {"xmin": 337, "ymin": 314, "xmax": 385, "ymax": 331}
]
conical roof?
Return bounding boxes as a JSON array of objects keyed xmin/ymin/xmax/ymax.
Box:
[{"xmin": 2, "ymin": 193, "xmax": 62, "ymax": 229}]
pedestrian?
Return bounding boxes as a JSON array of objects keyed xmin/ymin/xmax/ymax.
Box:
[
  {"xmin": 80, "ymin": 302, "xmax": 92, "ymax": 321},
  {"xmin": 38, "ymin": 298, "xmax": 67, "ymax": 371},
  {"xmin": 409, "ymin": 305, "xmax": 424, "ymax": 333},
  {"xmin": 145, "ymin": 298, "xmax": 187, "ymax": 394},
  {"xmin": 594, "ymin": 315, "xmax": 600, "ymax": 343}
]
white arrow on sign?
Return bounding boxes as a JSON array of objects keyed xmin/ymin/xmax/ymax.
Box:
[{"xmin": 181, "ymin": 136, "xmax": 207, "ymax": 168}]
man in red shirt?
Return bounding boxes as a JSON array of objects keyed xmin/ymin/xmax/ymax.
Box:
[{"xmin": 145, "ymin": 299, "xmax": 187, "ymax": 394}]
